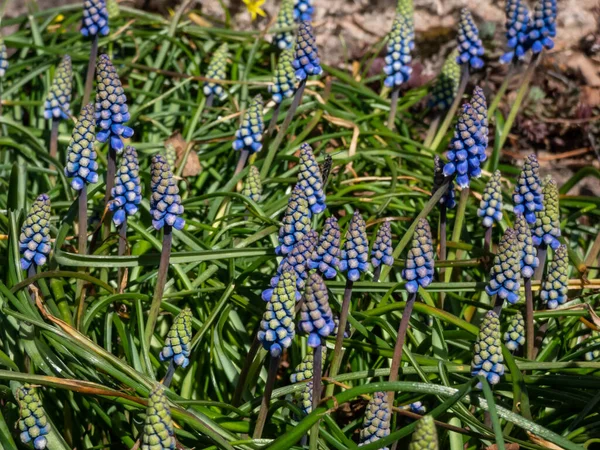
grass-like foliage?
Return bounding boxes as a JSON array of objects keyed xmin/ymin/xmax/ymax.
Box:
[{"xmin": 0, "ymin": 1, "xmax": 598, "ymax": 449}]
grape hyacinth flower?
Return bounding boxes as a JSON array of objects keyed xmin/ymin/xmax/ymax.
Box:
[
  {"xmin": 142, "ymin": 386, "xmax": 175, "ymax": 450},
  {"xmin": 297, "ymin": 143, "xmax": 326, "ymax": 214},
  {"xmin": 16, "ymin": 384, "xmax": 50, "ymax": 450},
  {"xmin": 242, "ymin": 165, "xmax": 262, "ymax": 203},
  {"xmin": 456, "ymin": 8, "xmax": 484, "ymax": 70},
  {"xmin": 339, "ymin": 210, "xmax": 369, "ymax": 282},
  {"xmin": 258, "ymin": 270, "xmax": 297, "ymax": 357},
  {"xmin": 408, "ymin": 415, "xmax": 438, "ymax": 450},
  {"xmin": 292, "ymin": 21, "xmax": 323, "ymax": 81},
  {"xmin": 160, "ymin": 307, "xmax": 193, "ymax": 369},
  {"xmin": 504, "ymin": 311, "xmax": 526, "ymax": 351},
  {"xmin": 95, "ymin": 54, "xmax": 134, "ymax": 153},
  {"xmin": 358, "ymin": 392, "xmax": 391, "ymax": 448},
  {"xmin": 525, "ymin": 0, "xmax": 557, "ymax": 54},
  {"xmin": 471, "ymin": 311, "xmax": 504, "ymax": 387},
  {"xmin": 203, "ymin": 43, "xmax": 229, "ymax": 101},
  {"xmin": 270, "ymin": 49, "xmax": 297, "ymax": 104},
  {"xmin": 276, "ymin": 185, "xmax": 312, "ymax": 255},
  {"xmin": 371, "ymin": 222, "xmax": 394, "ymax": 269},
  {"xmin": 165, "ymin": 142, "xmax": 177, "ymax": 170},
  {"xmin": 500, "ymin": 0, "xmax": 531, "ymax": 64},
  {"xmin": 299, "ymin": 273, "xmax": 335, "ymax": 347},
  {"xmin": 477, "ymin": 170, "xmax": 502, "ymax": 228},
  {"xmin": 514, "ymin": 213, "xmax": 539, "ymax": 279},
  {"xmin": 290, "ymin": 349, "xmax": 325, "ymax": 382},
  {"xmin": 109, "ymin": 146, "xmax": 142, "ymax": 226},
  {"xmin": 293, "ymin": 0, "xmax": 313, "ymax": 22},
  {"xmin": 470, "ymin": 86, "xmax": 489, "ymax": 148},
  {"xmin": 308, "ymin": 216, "xmax": 340, "ymax": 279},
  {"xmin": 44, "ymin": 55, "xmax": 72, "ymax": 120},
  {"xmin": 403, "ymin": 401, "xmax": 426, "ymax": 416},
  {"xmin": 402, "ymin": 218, "xmax": 434, "ymax": 294},
  {"xmin": 533, "ymin": 175, "xmax": 561, "ymax": 250},
  {"xmin": 540, "ymin": 244, "xmax": 568, "ymax": 309},
  {"xmin": 443, "ymin": 103, "xmax": 487, "ymax": 188},
  {"xmin": 150, "ymin": 155, "xmax": 185, "ymax": 231},
  {"xmin": 383, "ymin": 14, "xmax": 413, "ymax": 88},
  {"xmin": 81, "ymin": 0, "xmax": 109, "ymax": 37},
  {"xmin": 263, "ymin": 230, "xmax": 318, "ymax": 301},
  {"xmin": 272, "ymin": 0, "xmax": 295, "ymax": 50},
  {"xmin": 333, "ymin": 315, "xmax": 350, "ymax": 338},
  {"xmin": 65, "ymin": 104, "xmax": 99, "ymax": 191},
  {"xmin": 106, "ymin": 0, "xmax": 120, "ymax": 19},
  {"xmin": 432, "ymin": 156, "xmax": 456, "ymax": 209},
  {"xmin": 233, "ymin": 94, "xmax": 264, "ymax": 154},
  {"xmin": 0, "ymin": 38, "xmax": 8, "ymax": 77},
  {"xmin": 429, "ymin": 50, "xmax": 460, "ymax": 111},
  {"xmin": 485, "ymin": 228, "xmax": 521, "ymax": 305},
  {"xmin": 513, "ymin": 154, "xmax": 543, "ymax": 224},
  {"xmin": 19, "ymin": 194, "xmax": 51, "ymax": 271},
  {"xmin": 584, "ymin": 332, "xmax": 599, "ymax": 361}
]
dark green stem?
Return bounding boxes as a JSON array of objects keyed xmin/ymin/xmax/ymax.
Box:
[
  {"xmin": 101, "ymin": 148, "xmax": 117, "ymax": 243},
  {"xmin": 308, "ymin": 343, "xmax": 322, "ymax": 450},
  {"xmin": 82, "ymin": 35, "xmax": 98, "ymax": 108},
  {"xmin": 144, "ymin": 225, "xmax": 173, "ymax": 348},
  {"xmin": 75, "ymin": 188, "xmax": 88, "ymax": 329},
  {"xmin": 163, "ymin": 360, "xmax": 176, "ymax": 388},
  {"xmin": 253, "ymin": 355, "xmax": 281, "ymax": 439},
  {"xmin": 117, "ymin": 219, "xmax": 127, "ymax": 290},
  {"xmin": 326, "ymin": 279, "xmax": 353, "ymax": 397},
  {"xmin": 388, "ymin": 292, "xmax": 416, "ymax": 405},
  {"xmin": 430, "ymin": 66, "xmax": 469, "ymax": 151}
]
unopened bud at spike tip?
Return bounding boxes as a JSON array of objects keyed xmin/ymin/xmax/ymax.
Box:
[
  {"xmin": 19, "ymin": 194, "xmax": 52, "ymax": 270},
  {"xmin": 540, "ymin": 245, "xmax": 568, "ymax": 309},
  {"xmin": 477, "ymin": 170, "xmax": 502, "ymax": 228},
  {"xmin": 471, "ymin": 311, "xmax": 504, "ymax": 387},
  {"xmin": 44, "ymin": 55, "xmax": 72, "ymax": 120},
  {"xmin": 339, "ymin": 210, "xmax": 369, "ymax": 282},
  {"xmin": 65, "ymin": 104, "xmax": 99, "ymax": 191},
  {"xmin": 402, "ymin": 218, "xmax": 434, "ymax": 293},
  {"xmin": 150, "ymin": 155, "xmax": 185, "ymax": 231}
]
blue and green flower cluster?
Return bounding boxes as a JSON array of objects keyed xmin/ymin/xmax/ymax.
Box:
[
  {"xmin": 527, "ymin": 0, "xmax": 557, "ymax": 54},
  {"xmin": 142, "ymin": 386, "xmax": 175, "ymax": 450},
  {"xmin": 150, "ymin": 155, "xmax": 185, "ymax": 231},
  {"xmin": 203, "ymin": 43, "xmax": 228, "ymax": 101},
  {"xmin": 109, "ymin": 146, "xmax": 142, "ymax": 226},
  {"xmin": 292, "ymin": 21, "xmax": 322, "ymax": 81},
  {"xmin": 65, "ymin": 104, "xmax": 99, "ymax": 191},
  {"xmin": 500, "ymin": 0, "xmax": 531, "ymax": 63},
  {"xmin": 270, "ymin": 49, "xmax": 297, "ymax": 104},
  {"xmin": 533, "ymin": 175, "xmax": 561, "ymax": 250},
  {"xmin": 477, "ymin": 170, "xmax": 502, "ymax": 228},
  {"xmin": 299, "ymin": 273, "xmax": 335, "ymax": 347},
  {"xmin": 514, "ymin": 213, "xmax": 539, "ymax": 279},
  {"xmin": 504, "ymin": 311, "xmax": 525, "ymax": 351},
  {"xmin": 276, "ymin": 186, "xmax": 312, "ymax": 255},
  {"xmin": 513, "ymin": 154, "xmax": 543, "ymax": 224},
  {"xmin": 339, "ymin": 210, "xmax": 369, "ymax": 282},
  {"xmin": 242, "ymin": 165, "xmax": 262, "ymax": 203},
  {"xmin": 0, "ymin": 38, "xmax": 8, "ymax": 77},
  {"xmin": 293, "ymin": 0, "xmax": 314, "ymax": 22},
  {"xmin": 297, "ymin": 143, "xmax": 326, "ymax": 214},
  {"xmin": 273, "ymin": 0, "xmax": 295, "ymax": 50},
  {"xmin": 383, "ymin": 13, "xmax": 413, "ymax": 88},
  {"xmin": 232, "ymin": 95, "xmax": 264, "ymax": 154},
  {"xmin": 358, "ymin": 392, "xmax": 391, "ymax": 448},
  {"xmin": 19, "ymin": 194, "xmax": 51, "ymax": 270},
  {"xmin": 81, "ymin": 0, "xmax": 109, "ymax": 37},
  {"xmin": 371, "ymin": 222, "xmax": 394, "ymax": 269},
  {"xmin": 309, "ymin": 216, "xmax": 340, "ymax": 279},
  {"xmin": 471, "ymin": 311, "xmax": 504, "ymax": 387},
  {"xmin": 16, "ymin": 384, "xmax": 50, "ymax": 450},
  {"xmin": 456, "ymin": 8, "xmax": 484, "ymax": 70},
  {"xmin": 408, "ymin": 415, "xmax": 438, "ymax": 450},
  {"xmin": 485, "ymin": 228, "xmax": 521, "ymax": 305},
  {"xmin": 160, "ymin": 307, "xmax": 193, "ymax": 369},
  {"xmin": 402, "ymin": 218, "xmax": 434, "ymax": 294},
  {"xmin": 540, "ymin": 245, "xmax": 568, "ymax": 309},
  {"xmin": 44, "ymin": 55, "xmax": 72, "ymax": 120},
  {"xmin": 429, "ymin": 50, "xmax": 460, "ymax": 111}
]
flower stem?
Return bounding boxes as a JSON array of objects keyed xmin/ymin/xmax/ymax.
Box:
[
  {"xmin": 253, "ymin": 355, "xmax": 281, "ymax": 439},
  {"xmin": 260, "ymin": 79, "xmax": 307, "ymax": 179},
  {"xmin": 267, "ymin": 102, "xmax": 282, "ymax": 137},
  {"xmin": 308, "ymin": 343, "xmax": 323, "ymax": 450},
  {"xmin": 534, "ymin": 243, "xmax": 547, "ymax": 281},
  {"xmin": 144, "ymin": 225, "xmax": 173, "ymax": 348},
  {"xmin": 162, "ymin": 360, "xmax": 176, "ymax": 388},
  {"xmin": 117, "ymin": 219, "xmax": 128, "ymax": 291},
  {"xmin": 75, "ymin": 188, "xmax": 88, "ymax": 329},
  {"xmin": 487, "ymin": 64, "xmax": 515, "ymax": 119},
  {"xmin": 438, "ymin": 204, "xmax": 447, "ymax": 309},
  {"xmin": 496, "ymin": 54, "xmax": 540, "ymax": 153},
  {"xmin": 424, "ymin": 114, "xmax": 440, "ymax": 149},
  {"xmin": 234, "ymin": 150, "xmax": 249, "ymax": 177},
  {"xmin": 524, "ymin": 277, "xmax": 534, "ymax": 360},
  {"xmin": 492, "ymin": 295, "xmax": 505, "ymax": 317},
  {"xmin": 372, "ymin": 266, "xmax": 382, "ymax": 283},
  {"xmin": 484, "ymin": 226, "xmax": 492, "ymax": 254},
  {"xmin": 49, "ymin": 118, "xmax": 59, "ymax": 164},
  {"xmin": 387, "ymin": 87, "xmax": 400, "ymax": 130},
  {"xmin": 82, "ymin": 35, "xmax": 99, "ymax": 108},
  {"xmin": 101, "ymin": 148, "xmax": 117, "ymax": 242},
  {"xmin": 388, "ymin": 292, "xmax": 416, "ymax": 405},
  {"xmin": 232, "ymin": 334, "xmax": 261, "ymax": 406},
  {"xmin": 326, "ymin": 279, "xmax": 353, "ymax": 397},
  {"xmin": 430, "ymin": 66, "xmax": 469, "ymax": 151}
]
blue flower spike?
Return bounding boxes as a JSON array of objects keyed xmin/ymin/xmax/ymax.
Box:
[
  {"xmin": 309, "ymin": 216, "xmax": 341, "ymax": 279},
  {"xmin": 273, "ymin": 0, "xmax": 295, "ymax": 49},
  {"xmin": 432, "ymin": 156, "xmax": 456, "ymax": 209},
  {"xmin": 290, "ymin": 351, "xmax": 326, "ymax": 415},
  {"xmin": 485, "ymin": 228, "xmax": 521, "ymax": 305},
  {"xmin": 292, "ymin": 21, "xmax": 323, "ymax": 81},
  {"xmin": 142, "ymin": 386, "xmax": 175, "ymax": 450},
  {"xmin": 471, "ymin": 310, "xmax": 505, "ymax": 387},
  {"xmin": 470, "ymin": 86, "xmax": 489, "ymax": 148},
  {"xmin": 150, "ymin": 155, "xmax": 185, "ymax": 231},
  {"xmin": 293, "ymin": 0, "xmax": 314, "ymax": 22},
  {"xmin": 19, "ymin": 194, "xmax": 52, "ymax": 271},
  {"xmin": 106, "ymin": 0, "xmax": 119, "ymax": 19},
  {"xmin": 514, "ymin": 213, "xmax": 539, "ymax": 279},
  {"xmin": 297, "ymin": 143, "xmax": 326, "ymax": 214},
  {"xmin": 258, "ymin": 269, "xmax": 297, "ymax": 357},
  {"xmin": 540, "ymin": 244, "xmax": 568, "ymax": 309},
  {"xmin": 81, "ymin": 0, "xmax": 109, "ymax": 37},
  {"xmin": 513, "ymin": 154, "xmax": 543, "ymax": 224},
  {"xmin": 65, "ymin": 104, "xmax": 99, "ymax": 191},
  {"xmin": 109, "ymin": 146, "xmax": 142, "ymax": 226},
  {"xmin": 16, "ymin": 384, "xmax": 50, "ymax": 450},
  {"xmin": 232, "ymin": 95, "xmax": 264, "ymax": 154},
  {"xmin": 504, "ymin": 311, "xmax": 526, "ymax": 351},
  {"xmin": 408, "ymin": 415, "xmax": 438, "ymax": 450},
  {"xmin": 477, "ymin": 170, "xmax": 503, "ymax": 228},
  {"xmin": 500, "ymin": 0, "xmax": 531, "ymax": 64},
  {"xmin": 358, "ymin": 392, "xmax": 391, "ymax": 448},
  {"xmin": 402, "ymin": 218, "xmax": 434, "ymax": 294},
  {"xmin": 371, "ymin": 222, "xmax": 394, "ymax": 269},
  {"xmin": 263, "ymin": 230, "xmax": 318, "ymax": 302},
  {"xmin": 299, "ymin": 273, "xmax": 335, "ymax": 347},
  {"xmin": 383, "ymin": 13, "xmax": 413, "ymax": 88},
  {"xmin": 276, "ymin": 185, "xmax": 312, "ymax": 255},
  {"xmin": 429, "ymin": 50, "xmax": 460, "ymax": 111},
  {"xmin": 270, "ymin": 49, "xmax": 297, "ymax": 104},
  {"xmin": 533, "ymin": 175, "xmax": 561, "ymax": 250},
  {"xmin": 443, "ymin": 103, "xmax": 487, "ymax": 188},
  {"xmin": 403, "ymin": 401, "xmax": 426, "ymax": 416},
  {"xmin": 95, "ymin": 54, "xmax": 133, "ymax": 153},
  {"xmin": 203, "ymin": 43, "xmax": 228, "ymax": 101},
  {"xmin": 160, "ymin": 307, "xmax": 193, "ymax": 369},
  {"xmin": 526, "ymin": 0, "xmax": 557, "ymax": 54},
  {"xmin": 242, "ymin": 165, "xmax": 262, "ymax": 203},
  {"xmin": 0, "ymin": 39, "xmax": 9, "ymax": 77},
  {"xmin": 44, "ymin": 55, "xmax": 72, "ymax": 120},
  {"xmin": 339, "ymin": 210, "xmax": 369, "ymax": 282},
  {"xmin": 456, "ymin": 8, "xmax": 485, "ymax": 70}
]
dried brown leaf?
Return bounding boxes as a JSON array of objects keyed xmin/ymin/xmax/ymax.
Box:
[
  {"xmin": 526, "ymin": 432, "xmax": 565, "ymax": 449},
  {"xmin": 486, "ymin": 444, "xmax": 519, "ymax": 450},
  {"xmin": 165, "ymin": 131, "xmax": 201, "ymax": 177}
]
